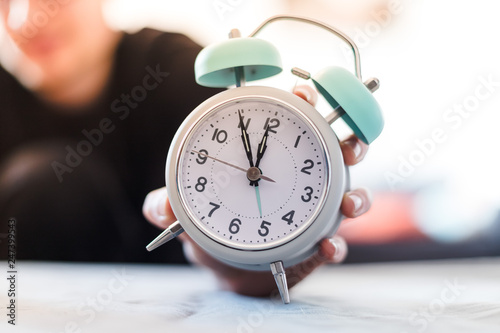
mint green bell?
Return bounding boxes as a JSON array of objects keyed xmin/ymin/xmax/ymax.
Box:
[
  {"xmin": 312, "ymin": 66, "xmax": 384, "ymax": 145},
  {"xmin": 195, "ymin": 38, "xmax": 283, "ymax": 88}
]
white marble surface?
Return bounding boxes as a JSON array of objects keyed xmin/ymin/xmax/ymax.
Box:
[{"xmin": 1, "ymin": 258, "xmax": 499, "ymax": 333}]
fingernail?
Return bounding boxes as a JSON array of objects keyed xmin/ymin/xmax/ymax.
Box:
[
  {"xmin": 329, "ymin": 237, "xmax": 348, "ymax": 263},
  {"xmin": 157, "ymin": 216, "xmax": 169, "ymax": 228},
  {"xmin": 349, "ymin": 193, "xmax": 363, "ymax": 215},
  {"xmin": 345, "ymin": 137, "xmax": 362, "ymax": 161},
  {"xmin": 294, "ymin": 86, "xmax": 312, "ymax": 101},
  {"xmin": 156, "ymin": 190, "xmax": 168, "ymax": 216}
]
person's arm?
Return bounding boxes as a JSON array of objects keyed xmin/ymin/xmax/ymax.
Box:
[{"xmin": 143, "ymin": 85, "xmax": 372, "ymax": 297}]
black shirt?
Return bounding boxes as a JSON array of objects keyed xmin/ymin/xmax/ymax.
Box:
[{"xmin": 0, "ymin": 29, "xmax": 222, "ymax": 262}]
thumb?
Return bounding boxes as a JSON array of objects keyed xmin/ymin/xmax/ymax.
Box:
[{"xmin": 142, "ymin": 187, "xmax": 176, "ymax": 229}]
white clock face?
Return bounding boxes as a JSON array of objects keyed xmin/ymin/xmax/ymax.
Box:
[{"xmin": 177, "ymin": 97, "xmax": 330, "ymax": 250}]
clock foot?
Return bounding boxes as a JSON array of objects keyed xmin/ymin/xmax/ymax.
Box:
[
  {"xmin": 146, "ymin": 221, "xmax": 184, "ymax": 251},
  {"xmin": 270, "ymin": 261, "xmax": 290, "ymax": 304}
]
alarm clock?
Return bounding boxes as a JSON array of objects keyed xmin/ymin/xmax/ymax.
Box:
[{"xmin": 146, "ymin": 15, "xmax": 384, "ymax": 304}]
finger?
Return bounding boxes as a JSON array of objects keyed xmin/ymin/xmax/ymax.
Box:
[
  {"xmin": 328, "ymin": 236, "xmax": 348, "ymax": 264},
  {"xmin": 293, "ymin": 85, "xmax": 318, "ymax": 106},
  {"xmin": 285, "ymin": 237, "xmax": 348, "ymax": 289},
  {"xmin": 142, "ymin": 187, "xmax": 176, "ymax": 228},
  {"xmin": 341, "ymin": 187, "xmax": 372, "ymax": 218},
  {"xmin": 340, "ymin": 135, "xmax": 369, "ymax": 166},
  {"xmin": 315, "ymin": 237, "xmax": 348, "ymax": 264}
]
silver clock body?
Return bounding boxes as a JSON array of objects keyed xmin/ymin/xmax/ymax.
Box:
[{"xmin": 166, "ymin": 86, "xmax": 348, "ymax": 271}]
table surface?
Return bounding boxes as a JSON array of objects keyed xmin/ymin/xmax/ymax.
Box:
[{"xmin": 1, "ymin": 258, "xmax": 499, "ymax": 333}]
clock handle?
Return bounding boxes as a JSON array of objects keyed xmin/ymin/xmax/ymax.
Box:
[
  {"xmin": 270, "ymin": 261, "xmax": 290, "ymax": 304},
  {"xmin": 146, "ymin": 221, "xmax": 184, "ymax": 251}
]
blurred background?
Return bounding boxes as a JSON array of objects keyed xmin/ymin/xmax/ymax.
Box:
[{"xmin": 1, "ymin": 0, "xmax": 499, "ymax": 262}]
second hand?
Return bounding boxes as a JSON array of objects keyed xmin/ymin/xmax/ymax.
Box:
[
  {"xmin": 191, "ymin": 150, "xmax": 276, "ymax": 183},
  {"xmin": 254, "ymin": 185, "xmax": 263, "ymax": 217}
]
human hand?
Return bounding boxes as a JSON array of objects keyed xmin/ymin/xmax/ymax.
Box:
[{"xmin": 143, "ymin": 85, "xmax": 372, "ymax": 297}]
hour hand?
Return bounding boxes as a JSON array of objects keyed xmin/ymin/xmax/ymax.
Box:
[{"xmin": 238, "ymin": 110, "xmax": 254, "ymax": 168}]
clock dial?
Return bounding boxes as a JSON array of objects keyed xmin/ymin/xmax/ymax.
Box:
[{"xmin": 177, "ymin": 97, "xmax": 330, "ymax": 249}]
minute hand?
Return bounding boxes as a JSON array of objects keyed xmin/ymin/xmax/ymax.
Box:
[
  {"xmin": 191, "ymin": 150, "xmax": 276, "ymax": 183},
  {"xmin": 255, "ymin": 125, "xmax": 270, "ymax": 168}
]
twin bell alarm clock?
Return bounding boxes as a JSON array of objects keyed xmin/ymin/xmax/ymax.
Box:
[{"xmin": 147, "ymin": 15, "xmax": 384, "ymax": 304}]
